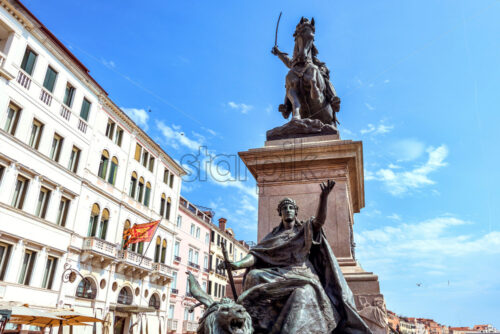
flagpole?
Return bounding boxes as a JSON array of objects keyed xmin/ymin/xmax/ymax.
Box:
[{"xmin": 138, "ymin": 220, "xmax": 161, "ymax": 266}]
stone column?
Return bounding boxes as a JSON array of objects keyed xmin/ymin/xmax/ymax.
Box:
[
  {"xmin": 0, "ymin": 162, "xmax": 19, "ymax": 204},
  {"xmin": 5, "ymin": 239, "xmax": 24, "ymax": 283},
  {"xmin": 239, "ymin": 135, "xmax": 388, "ymax": 334}
]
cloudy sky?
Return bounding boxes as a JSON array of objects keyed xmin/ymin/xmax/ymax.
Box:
[{"xmin": 23, "ymin": 0, "xmax": 500, "ymax": 328}]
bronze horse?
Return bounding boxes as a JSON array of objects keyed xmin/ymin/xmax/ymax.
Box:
[{"xmin": 272, "ymin": 17, "xmax": 340, "ymax": 127}]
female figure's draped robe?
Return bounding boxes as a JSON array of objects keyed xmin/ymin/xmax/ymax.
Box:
[{"xmin": 238, "ymin": 219, "xmax": 372, "ymax": 334}]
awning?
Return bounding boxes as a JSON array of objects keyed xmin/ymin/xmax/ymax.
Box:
[
  {"xmin": 0, "ymin": 303, "xmax": 63, "ymax": 328},
  {"xmin": 111, "ymin": 305, "xmax": 156, "ymax": 314}
]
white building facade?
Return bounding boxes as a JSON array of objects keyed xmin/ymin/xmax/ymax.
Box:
[{"xmin": 0, "ymin": 1, "xmax": 185, "ymax": 333}]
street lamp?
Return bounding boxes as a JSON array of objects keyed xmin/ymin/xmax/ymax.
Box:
[{"xmin": 57, "ymin": 263, "xmax": 94, "ymax": 306}]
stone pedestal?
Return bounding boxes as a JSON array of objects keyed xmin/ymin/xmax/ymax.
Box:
[{"xmin": 239, "ymin": 135, "xmax": 388, "ymax": 334}]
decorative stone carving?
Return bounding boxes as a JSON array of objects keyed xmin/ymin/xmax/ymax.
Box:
[{"xmin": 356, "ymin": 294, "xmax": 388, "ymax": 330}]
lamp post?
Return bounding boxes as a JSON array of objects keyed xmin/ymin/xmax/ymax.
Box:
[{"xmin": 57, "ymin": 263, "xmax": 94, "ymax": 307}]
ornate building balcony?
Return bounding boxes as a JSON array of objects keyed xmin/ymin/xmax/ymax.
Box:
[
  {"xmin": 183, "ymin": 320, "xmax": 198, "ymax": 333},
  {"xmin": 116, "ymin": 250, "xmax": 152, "ymax": 278},
  {"xmin": 167, "ymin": 319, "xmax": 178, "ymax": 332},
  {"xmin": 80, "ymin": 237, "xmax": 117, "ymax": 268},
  {"xmin": 151, "ymin": 262, "xmax": 174, "ymax": 285}
]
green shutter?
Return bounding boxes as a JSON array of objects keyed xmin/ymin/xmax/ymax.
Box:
[
  {"xmin": 43, "ymin": 67, "xmax": 58, "ymax": 92},
  {"xmin": 80, "ymin": 98, "xmax": 91, "ymax": 121},
  {"xmin": 21, "ymin": 49, "xmax": 37, "ymax": 75}
]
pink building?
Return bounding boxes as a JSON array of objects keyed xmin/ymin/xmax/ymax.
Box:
[{"xmin": 167, "ymin": 196, "xmax": 212, "ymax": 333}]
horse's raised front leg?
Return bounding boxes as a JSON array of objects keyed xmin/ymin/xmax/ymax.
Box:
[{"xmin": 286, "ymin": 87, "xmax": 301, "ymax": 120}]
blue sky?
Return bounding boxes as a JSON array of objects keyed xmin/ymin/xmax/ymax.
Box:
[{"xmin": 22, "ymin": 0, "xmax": 500, "ymax": 328}]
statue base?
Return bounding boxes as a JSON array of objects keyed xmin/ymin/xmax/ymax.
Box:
[
  {"xmin": 266, "ymin": 118, "xmax": 338, "ymax": 141},
  {"xmin": 239, "ymin": 135, "xmax": 388, "ymax": 334}
]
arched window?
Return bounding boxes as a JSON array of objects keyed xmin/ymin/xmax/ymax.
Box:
[
  {"xmin": 99, "ymin": 209, "xmax": 109, "ymax": 240},
  {"xmin": 137, "ymin": 177, "xmax": 145, "ymax": 202},
  {"xmin": 75, "ymin": 278, "xmax": 97, "ymax": 299},
  {"xmin": 98, "ymin": 150, "xmax": 109, "ymax": 179},
  {"xmin": 129, "ymin": 172, "xmax": 137, "ymax": 198},
  {"xmin": 117, "ymin": 287, "xmax": 132, "ymax": 305},
  {"xmin": 88, "ymin": 203, "xmax": 100, "ymax": 237},
  {"xmin": 149, "ymin": 294, "xmax": 160, "ymax": 310},
  {"xmin": 144, "ymin": 182, "xmax": 152, "ymax": 207},
  {"xmin": 154, "ymin": 236, "xmax": 161, "ymax": 263},
  {"xmin": 160, "ymin": 193, "xmax": 166, "ymax": 217},
  {"xmin": 166, "ymin": 197, "xmax": 172, "ymax": 220},
  {"xmin": 161, "ymin": 240, "xmax": 167, "ymax": 264},
  {"xmin": 108, "ymin": 157, "xmax": 118, "ymax": 185},
  {"xmin": 122, "ymin": 220, "xmax": 131, "ymax": 249}
]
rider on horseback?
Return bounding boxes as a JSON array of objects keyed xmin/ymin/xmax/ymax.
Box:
[{"xmin": 272, "ymin": 17, "xmax": 340, "ymax": 126}]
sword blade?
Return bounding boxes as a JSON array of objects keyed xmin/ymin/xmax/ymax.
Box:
[{"xmin": 274, "ymin": 11, "xmax": 282, "ymax": 47}]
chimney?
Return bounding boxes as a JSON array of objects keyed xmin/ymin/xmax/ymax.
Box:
[{"xmin": 218, "ymin": 217, "xmax": 227, "ymax": 231}]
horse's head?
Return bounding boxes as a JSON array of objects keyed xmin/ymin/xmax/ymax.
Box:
[{"xmin": 293, "ymin": 17, "xmax": 316, "ymax": 64}]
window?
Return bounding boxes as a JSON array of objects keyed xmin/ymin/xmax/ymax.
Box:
[
  {"xmin": 18, "ymin": 249, "xmax": 36, "ymax": 285},
  {"xmin": 208, "ymin": 281, "xmax": 212, "ymax": 295},
  {"xmin": 0, "ymin": 165, "xmax": 4, "ymax": 185},
  {"xmin": 166, "ymin": 198, "xmax": 172, "ymax": 220},
  {"xmin": 28, "ymin": 119, "xmax": 43, "ymax": 149},
  {"xmin": 184, "ymin": 308, "xmax": 189, "ymax": 321},
  {"xmin": 98, "ymin": 209, "xmax": 109, "ymax": 240},
  {"xmin": 154, "ymin": 237, "xmax": 161, "ymax": 263},
  {"xmin": 129, "ymin": 172, "xmax": 137, "ymax": 198},
  {"xmin": 196, "ymin": 227, "xmax": 200, "ymax": 239},
  {"xmin": 174, "ymin": 241, "xmax": 179, "ymax": 257},
  {"xmin": 98, "ymin": 150, "xmax": 109, "ymax": 179},
  {"xmin": 144, "ymin": 182, "xmax": 152, "ymax": 207},
  {"xmin": 41, "ymin": 256, "xmax": 57, "ymax": 289},
  {"xmin": 148, "ymin": 156, "xmax": 155, "ymax": 172},
  {"xmin": 68, "ymin": 146, "xmax": 81, "ymax": 173},
  {"xmin": 204, "ymin": 255, "xmax": 208, "ymax": 269},
  {"xmin": 202, "ymin": 281, "xmax": 207, "ymax": 292},
  {"xmin": 142, "ymin": 150, "xmax": 149, "ymax": 168},
  {"xmin": 188, "ymin": 248, "xmax": 193, "ymax": 263},
  {"xmin": 4, "ymin": 102, "xmax": 22, "ymax": 135},
  {"xmin": 169, "ymin": 173, "xmax": 174, "ymax": 188},
  {"xmin": 122, "ymin": 220, "xmax": 131, "ymax": 249},
  {"xmin": 185, "ymin": 278, "xmax": 190, "ymax": 294},
  {"xmin": 80, "ymin": 98, "xmax": 91, "ymax": 121},
  {"xmin": 160, "ymin": 193, "xmax": 166, "ymax": 217},
  {"xmin": 134, "ymin": 143, "xmax": 142, "ymax": 162},
  {"xmin": 108, "ymin": 157, "xmax": 118, "ymax": 185},
  {"xmin": 63, "ymin": 83, "xmax": 75, "ymax": 107},
  {"xmin": 20, "ymin": 47, "xmax": 37, "ymax": 75},
  {"xmin": 163, "ymin": 168, "xmax": 169, "ymax": 184},
  {"xmin": 171, "ymin": 271, "xmax": 177, "ymax": 289},
  {"xmin": 209, "ymin": 254, "xmax": 212, "ymax": 271},
  {"xmin": 214, "ymin": 283, "xmax": 219, "ymax": 298},
  {"xmin": 87, "ymin": 203, "xmax": 100, "ymax": 237},
  {"xmin": 35, "ymin": 186, "xmax": 51, "ymax": 219},
  {"xmin": 76, "ymin": 279, "xmax": 96, "ymax": 299},
  {"xmin": 105, "ymin": 118, "xmax": 115, "ymax": 140},
  {"xmin": 114, "ymin": 127, "xmax": 123, "ymax": 146},
  {"xmin": 194, "ymin": 251, "xmax": 199, "ymax": 265},
  {"xmin": 149, "ymin": 294, "xmax": 160, "ymax": 310},
  {"xmin": 176, "ymin": 215, "xmax": 182, "ymax": 228},
  {"xmin": 56, "ymin": 196, "xmax": 70, "ymax": 227},
  {"xmin": 190, "ymin": 224, "xmax": 195, "ymax": 236},
  {"xmin": 161, "ymin": 240, "xmax": 167, "ymax": 264},
  {"xmin": 12, "ymin": 175, "xmax": 29, "ymax": 209},
  {"xmin": 42, "ymin": 66, "xmax": 58, "ymax": 92},
  {"xmin": 49, "ymin": 133, "xmax": 63, "ymax": 162},
  {"xmin": 0, "ymin": 243, "xmax": 12, "ymax": 280},
  {"xmin": 211, "ymin": 231, "xmax": 215, "ymax": 243},
  {"xmin": 137, "ymin": 177, "xmax": 145, "ymax": 202},
  {"xmin": 229, "ymin": 243, "xmax": 233, "ymax": 254},
  {"xmin": 168, "ymin": 305, "xmax": 175, "ymax": 319},
  {"xmin": 117, "ymin": 287, "xmax": 133, "ymax": 305},
  {"xmin": 205, "ymin": 233, "xmax": 210, "ymax": 245}
]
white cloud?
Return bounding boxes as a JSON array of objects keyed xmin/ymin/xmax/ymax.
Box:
[
  {"xmin": 365, "ymin": 103, "xmax": 375, "ymax": 111},
  {"xmin": 101, "ymin": 58, "xmax": 116, "ymax": 68},
  {"xmin": 360, "ymin": 121, "xmax": 394, "ymax": 136},
  {"xmin": 392, "ymin": 139, "xmax": 426, "ymax": 162},
  {"xmin": 228, "ymin": 101, "xmax": 253, "ymax": 114},
  {"xmin": 156, "ymin": 120, "xmax": 203, "ymax": 151},
  {"xmin": 367, "ymin": 145, "xmax": 448, "ymax": 196},
  {"xmin": 387, "ymin": 213, "xmax": 402, "ymax": 220},
  {"xmin": 357, "ymin": 215, "xmax": 500, "ymax": 264},
  {"xmin": 122, "ymin": 107, "xmax": 149, "ymax": 130}
]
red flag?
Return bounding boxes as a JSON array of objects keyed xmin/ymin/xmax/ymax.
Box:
[{"xmin": 123, "ymin": 220, "xmax": 160, "ymax": 248}]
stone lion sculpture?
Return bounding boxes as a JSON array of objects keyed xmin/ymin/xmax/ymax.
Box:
[{"xmin": 187, "ymin": 272, "xmax": 253, "ymax": 334}]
